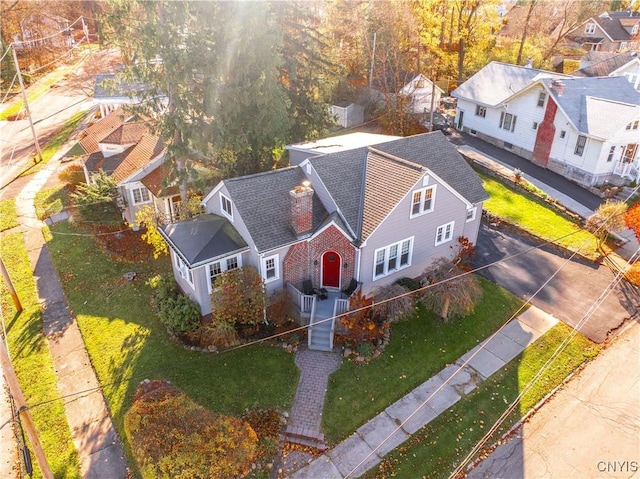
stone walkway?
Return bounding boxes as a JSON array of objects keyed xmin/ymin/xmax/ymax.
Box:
[
  {"xmin": 285, "ymin": 346, "xmax": 342, "ymax": 446},
  {"xmin": 290, "ymin": 307, "xmax": 558, "ymax": 478}
]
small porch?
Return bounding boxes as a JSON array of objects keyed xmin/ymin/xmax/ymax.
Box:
[
  {"xmin": 287, "ymin": 283, "xmax": 349, "ymax": 351},
  {"xmin": 613, "ymin": 160, "xmax": 639, "ymax": 183}
]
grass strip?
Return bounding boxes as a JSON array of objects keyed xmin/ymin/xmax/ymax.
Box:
[
  {"xmin": 368, "ymin": 322, "xmax": 599, "ymax": 478},
  {"xmin": 46, "ymin": 221, "xmax": 299, "ymax": 477},
  {"xmin": 18, "ymin": 110, "xmax": 88, "ymax": 178},
  {"xmin": 482, "ymin": 174, "xmax": 599, "ymax": 256},
  {"xmin": 323, "ymin": 277, "xmax": 525, "ymax": 443},
  {"xmin": 0, "ymin": 199, "xmax": 19, "ymax": 231},
  {"xmin": 0, "ymin": 233, "xmax": 81, "ymax": 478},
  {"xmin": 34, "ymin": 185, "xmax": 70, "ymax": 220}
]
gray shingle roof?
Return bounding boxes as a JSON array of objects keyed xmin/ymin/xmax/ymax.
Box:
[
  {"xmin": 451, "ymin": 61, "xmax": 567, "ymax": 106},
  {"xmin": 573, "ymin": 51, "xmax": 638, "ymax": 77},
  {"xmin": 541, "ymin": 76, "xmax": 640, "ymax": 136},
  {"xmin": 223, "ymin": 167, "xmax": 328, "ymax": 253},
  {"xmin": 160, "ymin": 214, "xmax": 248, "ymax": 267},
  {"xmin": 310, "ymin": 131, "xmax": 489, "ymax": 243}
]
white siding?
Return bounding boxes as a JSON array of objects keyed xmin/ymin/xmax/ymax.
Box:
[{"xmin": 358, "ymin": 174, "xmax": 472, "ymax": 295}]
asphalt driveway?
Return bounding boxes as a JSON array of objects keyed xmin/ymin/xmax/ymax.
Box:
[{"xmin": 474, "ymin": 224, "xmax": 639, "ymax": 343}]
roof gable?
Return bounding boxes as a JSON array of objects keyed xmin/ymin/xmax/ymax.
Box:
[
  {"xmin": 574, "ymin": 51, "xmax": 639, "ymax": 77},
  {"xmin": 360, "ymin": 150, "xmax": 425, "ymax": 241},
  {"xmin": 451, "ymin": 61, "xmax": 567, "ymax": 106},
  {"xmin": 112, "ymin": 134, "xmax": 165, "ymax": 184},
  {"xmin": 79, "ymin": 108, "xmax": 127, "ymax": 155},
  {"xmin": 100, "ymin": 123, "xmax": 147, "ymax": 146}
]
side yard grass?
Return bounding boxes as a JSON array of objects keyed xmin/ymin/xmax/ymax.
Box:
[
  {"xmin": 0, "ymin": 199, "xmax": 19, "ymax": 231},
  {"xmin": 482, "ymin": 174, "xmax": 600, "ymax": 256},
  {"xmin": 368, "ymin": 322, "xmax": 599, "ymax": 478},
  {"xmin": 34, "ymin": 185, "xmax": 70, "ymax": 220},
  {"xmin": 323, "ymin": 277, "xmax": 525, "ymax": 443},
  {"xmin": 0, "ymin": 233, "xmax": 81, "ymax": 478},
  {"xmin": 46, "ymin": 221, "xmax": 299, "ymax": 476}
]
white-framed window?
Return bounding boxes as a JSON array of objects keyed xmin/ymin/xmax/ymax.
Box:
[
  {"xmin": 620, "ymin": 42, "xmax": 628, "ymax": 50},
  {"xmin": 499, "ymin": 112, "xmax": 517, "ymax": 132},
  {"xmin": 410, "ymin": 185, "xmax": 436, "ymax": 217},
  {"xmin": 131, "ymin": 186, "xmax": 151, "ymax": 205},
  {"xmin": 175, "ymin": 254, "xmax": 193, "ymax": 287},
  {"xmin": 537, "ymin": 92, "xmax": 546, "ymax": 108},
  {"xmin": 574, "ymin": 135, "xmax": 587, "ymax": 156},
  {"xmin": 585, "ymin": 23, "xmax": 596, "ymax": 34},
  {"xmin": 607, "ymin": 146, "xmax": 616, "ymax": 162},
  {"xmin": 373, "ymin": 237, "xmax": 413, "ymax": 280},
  {"xmin": 262, "ymin": 254, "xmax": 279, "ymax": 283},
  {"xmin": 435, "ymin": 221, "xmax": 455, "ymax": 246},
  {"xmin": 207, "ymin": 254, "xmax": 242, "ymax": 292},
  {"xmin": 632, "ymin": 24, "xmax": 639, "ymax": 35},
  {"xmin": 626, "ymin": 120, "xmax": 639, "ymax": 131},
  {"xmin": 466, "ymin": 207, "xmax": 477, "ymax": 222},
  {"xmin": 560, "ymin": 130, "xmax": 566, "ymax": 139},
  {"xmin": 475, "ymin": 105, "xmax": 486, "ymax": 118},
  {"xmin": 220, "ymin": 193, "xmax": 233, "ymax": 221}
]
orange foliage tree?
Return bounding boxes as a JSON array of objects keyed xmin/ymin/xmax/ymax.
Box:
[
  {"xmin": 624, "ymin": 202, "xmax": 640, "ymax": 243},
  {"xmin": 339, "ymin": 291, "xmax": 385, "ymax": 346},
  {"xmin": 210, "ymin": 266, "xmax": 266, "ymax": 326}
]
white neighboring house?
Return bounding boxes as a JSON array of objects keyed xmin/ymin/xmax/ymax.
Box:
[
  {"xmin": 399, "ymin": 73, "xmax": 445, "ymax": 115},
  {"xmin": 78, "ymin": 108, "xmax": 188, "ymax": 228},
  {"xmin": 452, "ymin": 61, "xmax": 640, "ymax": 186},
  {"xmin": 573, "ymin": 51, "xmax": 640, "ymax": 90}
]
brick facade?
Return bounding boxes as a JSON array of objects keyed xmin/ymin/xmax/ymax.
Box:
[
  {"xmin": 283, "ymin": 225, "xmax": 356, "ymax": 290},
  {"xmin": 532, "ymin": 97, "xmax": 558, "ymax": 168}
]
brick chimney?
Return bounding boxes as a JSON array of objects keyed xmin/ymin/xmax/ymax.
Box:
[
  {"xmin": 290, "ymin": 181, "xmax": 314, "ymax": 237},
  {"xmin": 551, "ymin": 80, "xmax": 564, "ymax": 96}
]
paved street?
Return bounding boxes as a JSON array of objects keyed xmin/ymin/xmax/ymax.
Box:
[
  {"xmin": 468, "ymin": 321, "xmax": 640, "ymax": 479},
  {"xmin": 475, "ymin": 224, "xmax": 639, "ymax": 343}
]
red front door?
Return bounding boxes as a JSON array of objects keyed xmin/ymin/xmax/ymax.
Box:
[{"xmin": 322, "ymin": 251, "xmax": 341, "ymax": 288}]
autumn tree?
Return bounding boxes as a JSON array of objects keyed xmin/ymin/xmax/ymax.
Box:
[
  {"xmin": 624, "ymin": 201, "xmax": 640, "ymax": 243},
  {"xmin": 101, "ymin": 1, "xmax": 291, "ymax": 196},
  {"xmin": 210, "ymin": 266, "xmax": 266, "ymax": 327},
  {"xmin": 585, "ymin": 200, "xmax": 628, "ymax": 250},
  {"xmin": 419, "ymin": 257, "xmax": 482, "ymax": 322},
  {"xmin": 371, "ymin": 283, "xmax": 414, "ymax": 323},
  {"xmin": 135, "ymin": 206, "xmax": 168, "ymax": 259}
]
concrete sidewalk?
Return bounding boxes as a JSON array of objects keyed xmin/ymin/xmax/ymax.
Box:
[
  {"xmin": 12, "ymin": 132, "xmax": 127, "ymax": 477},
  {"xmin": 291, "ymin": 308, "xmax": 558, "ymax": 478}
]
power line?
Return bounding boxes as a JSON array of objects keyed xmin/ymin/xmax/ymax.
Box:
[{"xmin": 448, "ymin": 244, "xmax": 640, "ymax": 478}]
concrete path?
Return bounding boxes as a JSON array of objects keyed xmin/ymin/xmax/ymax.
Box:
[
  {"xmin": 286, "ymin": 346, "xmax": 342, "ymax": 443},
  {"xmin": 468, "ymin": 320, "xmax": 640, "ymax": 479},
  {"xmin": 13, "ymin": 140, "xmax": 127, "ymax": 477},
  {"xmin": 291, "ymin": 308, "xmax": 558, "ymax": 478}
]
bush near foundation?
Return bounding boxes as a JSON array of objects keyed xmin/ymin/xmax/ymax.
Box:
[{"xmin": 124, "ymin": 380, "xmax": 258, "ymax": 479}]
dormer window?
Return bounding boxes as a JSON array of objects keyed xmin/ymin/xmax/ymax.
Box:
[
  {"xmin": 220, "ymin": 193, "xmax": 233, "ymax": 220},
  {"xmin": 626, "ymin": 120, "xmax": 639, "ymax": 131},
  {"xmin": 585, "ymin": 23, "xmax": 596, "ymax": 34},
  {"xmin": 410, "ymin": 185, "xmax": 436, "ymax": 217}
]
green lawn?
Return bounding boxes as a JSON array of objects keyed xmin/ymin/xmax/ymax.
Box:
[
  {"xmin": 19, "ymin": 110, "xmax": 88, "ymax": 178},
  {"xmin": 482, "ymin": 174, "xmax": 600, "ymax": 256},
  {"xmin": 46, "ymin": 221, "xmax": 299, "ymax": 476},
  {"xmin": 34, "ymin": 185, "xmax": 70, "ymax": 220},
  {"xmin": 0, "ymin": 199, "xmax": 19, "ymax": 231},
  {"xmin": 323, "ymin": 277, "xmax": 525, "ymax": 443},
  {"xmin": 367, "ymin": 323, "xmax": 599, "ymax": 478},
  {"xmin": 0, "ymin": 233, "xmax": 80, "ymax": 478}
]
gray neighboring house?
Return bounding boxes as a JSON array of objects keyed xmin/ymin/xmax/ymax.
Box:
[
  {"xmin": 160, "ymin": 132, "xmax": 488, "ymax": 350},
  {"xmin": 452, "ymin": 61, "xmax": 640, "ymax": 187}
]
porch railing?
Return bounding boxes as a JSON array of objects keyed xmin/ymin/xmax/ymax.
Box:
[
  {"xmin": 287, "ymin": 282, "xmax": 315, "ymax": 313},
  {"xmin": 614, "ymin": 162, "xmax": 639, "ymax": 181},
  {"xmin": 332, "ymin": 298, "xmax": 349, "ymax": 337},
  {"xmin": 307, "ymin": 296, "xmax": 318, "ymax": 348}
]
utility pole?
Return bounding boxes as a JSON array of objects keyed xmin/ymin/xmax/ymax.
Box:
[
  {"xmin": 0, "ymin": 256, "xmax": 21, "ymax": 312},
  {"xmin": 0, "ymin": 340, "xmax": 53, "ymax": 478},
  {"xmin": 11, "ymin": 44, "xmax": 43, "ymax": 163}
]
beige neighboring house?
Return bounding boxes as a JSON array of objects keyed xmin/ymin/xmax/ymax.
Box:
[
  {"xmin": 564, "ymin": 11, "xmax": 640, "ymax": 53},
  {"xmin": 78, "ymin": 108, "xmax": 184, "ymax": 228}
]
